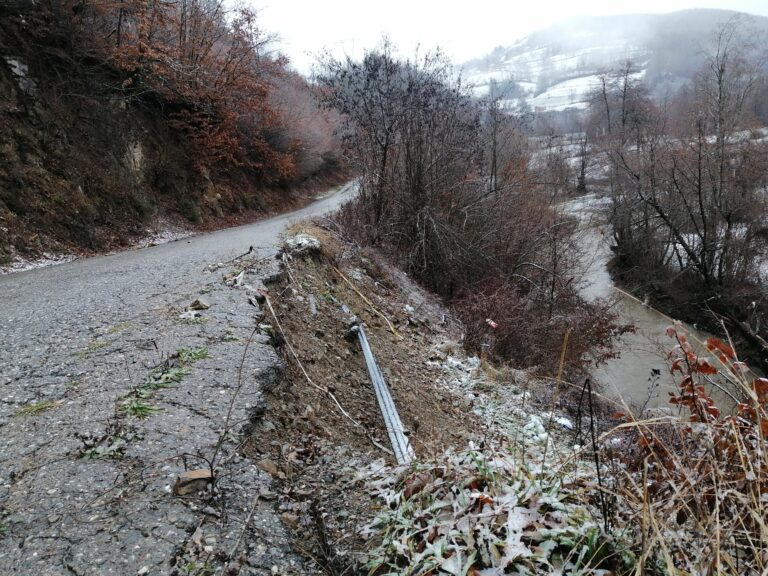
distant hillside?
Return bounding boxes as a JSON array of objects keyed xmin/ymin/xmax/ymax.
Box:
[{"xmin": 463, "ymin": 9, "xmax": 768, "ymax": 113}]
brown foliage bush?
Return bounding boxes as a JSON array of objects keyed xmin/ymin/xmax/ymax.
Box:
[
  {"xmin": 63, "ymin": 0, "xmax": 293, "ymax": 180},
  {"xmin": 322, "ymin": 45, "xmax": 624, "ymax": 374},
  {"xmin": 13, "ymin": 0, "xmax": 342, "ymax": 186},
  {"xmin": 609, "ymin": 326, "xmax": 768, "ymax": 574},
  {"xmin": 455, "ymin": 279, "xmax": 629, "ymax": 373}
]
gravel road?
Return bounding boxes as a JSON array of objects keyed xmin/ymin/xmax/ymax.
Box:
[{"xmin": 0, "ymin": 183, "xmax": 354, "ymax": 575}]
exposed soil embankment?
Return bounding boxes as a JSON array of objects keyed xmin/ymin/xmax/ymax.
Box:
[
  {"xmin": 243, "ymin": 223, "xmax": 599, "ymax": 572},
  {"xmin": 0, "ymin": 8, "xmax": 345, "ymax": 268},
  {"xmin": 244, "ymin": 223, "xmax": 482, "ymax": 569}
]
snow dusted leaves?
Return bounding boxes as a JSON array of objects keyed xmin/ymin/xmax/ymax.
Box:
[{"xmin": 360, "ymin": 447, "xmax": 603, "ymax": 575}]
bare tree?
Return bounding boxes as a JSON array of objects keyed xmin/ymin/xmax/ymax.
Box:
[
  {"xmin": 594, "ymin": 18, "xmax": 768, "ymax": 369},
  {"xmin": 319, "ymin": 45, "xmax": 623, "ymax": 372}
]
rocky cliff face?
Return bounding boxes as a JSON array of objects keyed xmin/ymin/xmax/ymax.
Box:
[{"xmin": 0, "ymin": 48, "xmax": 186, "ymax": 264}]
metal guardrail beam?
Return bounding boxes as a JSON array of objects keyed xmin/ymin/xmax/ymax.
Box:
[{"xmin": 352, "ymin": 325, "xmax": 414, "ymax": 465}]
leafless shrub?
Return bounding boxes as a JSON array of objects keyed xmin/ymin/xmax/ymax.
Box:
[
  {"xmin": 320, "ymin": 43, "xmax": 624, "ymax": 374},
  {"xmin": 590, "ymin": 19, "xmax": 768, "ymax": 369}
]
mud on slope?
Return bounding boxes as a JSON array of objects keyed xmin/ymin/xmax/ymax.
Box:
[{"xmin": 243, "ymin": 222, "xmax": 486, "ymax": 570}]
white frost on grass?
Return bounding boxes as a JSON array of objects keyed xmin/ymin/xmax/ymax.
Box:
[
  {"xmin": 354, "ymin": 308, "xmax": 613, "ymax": 572},
  {"xmin": 444, "ymin": 355, "xmax": 480, "ymax": 373},
  {"xmin": 360, "ymin": 443, "xmax": 600, "ymax": 574}
]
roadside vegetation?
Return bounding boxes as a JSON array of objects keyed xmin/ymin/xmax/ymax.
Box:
[
  {"xmin": 0, "ymin": 0, "xmax": 345, "ymax": 262},
  {"xmin": 251, "ymin": 224, "xmax": 768, "ymax": 575},
  {"xmin": 13, "ymin": 400, "xmax": 59, "ymax": 417},
  {"xmin": 361, "ymin": 328, "xmax": 768, "ymax": 575},
  {"xmin": 304, "ymin": 23, "xmax": 768, "ymax": 575},
  {"xmin": 587, "ymin": 19, "xmax": 768, "ymax": 372},
  {"xmin": 317, "ymin": 42, "xmax": 626, "ymax": 376}
]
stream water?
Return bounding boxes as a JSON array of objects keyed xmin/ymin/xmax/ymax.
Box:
[{"xmin": 567, "ymin": 194, "xmax": 722, "ymax": 412}]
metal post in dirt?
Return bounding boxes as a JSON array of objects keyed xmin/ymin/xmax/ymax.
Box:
[{"xmin": 351, "ymin": 325, "xmax": 414, "ymax": 465}]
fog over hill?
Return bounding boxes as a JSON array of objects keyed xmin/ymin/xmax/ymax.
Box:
[{"xmin": 463, "ymin": 9, "xmax": 768, "ymax": 113}]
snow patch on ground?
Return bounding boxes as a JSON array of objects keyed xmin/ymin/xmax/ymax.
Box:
[
  {"xmin": 431, "ymin": 350, "xmax": 577, "ymax": 450},
  {"xmin": 530, "ymin": 75, "xmax": 601, "ymax": 111},
  {"xmin": 0, "ymin": 227, "xmax": 194, "ymax": 276},
  {"xmin": 0, "ymin": 253, "xmax": 76, "ymax": 275},
  {"xmin": 134, "ymin": 228, "xmax": 193, "ymax": 249}
]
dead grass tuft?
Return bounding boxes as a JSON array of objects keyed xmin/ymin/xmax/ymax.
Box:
[{"xmin": 600, "ymin": 325, "xmax": 768, "ymax": 574}]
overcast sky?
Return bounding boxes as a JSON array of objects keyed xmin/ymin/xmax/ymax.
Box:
[{"xmin": 248, "ymin": 0, "xmax": 768, "ymax": 73}]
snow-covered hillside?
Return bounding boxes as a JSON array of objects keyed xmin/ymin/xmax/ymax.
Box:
[{"xmin": 463, "ymin": 9, "xmax": 768, "ymax": 114}]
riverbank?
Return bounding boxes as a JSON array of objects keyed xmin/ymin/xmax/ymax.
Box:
[{"xmin": 565, "ymin": 192, "xmax": 748, "ymax": 412}]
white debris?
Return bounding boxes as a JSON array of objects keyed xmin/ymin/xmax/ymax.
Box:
[
  {"xmin": 5, "ymin": 57, "xmax": 36, "ymax": 94},
  {"xmin": 543, "ymin": 411, "xmax": 575, "ymax": 430},
  {"xmin": 556, "ymin": 416, "xmax": 574, "ymax": 430},
  {"xmin": 227, "ymin": 270, "xmax": 245, "ymax": 287},
  {"xmin": 283, "ymin": 234, "xmax": 320, "ymax": 256}
]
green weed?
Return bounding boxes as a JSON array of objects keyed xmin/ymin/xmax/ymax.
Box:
[
  {"xmin": 120, "ymin": 398, "xmax": 160, "ymax": 419},
  {"xmin": 217, "ymin": 329, "xmax": 240, "ymax": 343},
  {"xmin": 14, "ymin": 401, "xmax": 58, "ymax": 417},
  {"xmin": 177, "ymin": 347, "xmax": 210, "ymax": 364},
  {"xmin": 77, "ymin": 338, "xmax": 109, "ymax": 357},
  {"xmin": 106, "ymin": 322, "xmax": 132, "ymax": 334},
  {"xmin": 115, "ymin": 348, "xmax": 206, "ymax": 422},
  {"xmin": 82, "ymin": 438, "xmax": 126, "ymax": 460},
  {"xmin": 182, "ymin": 560, "xmax": 213, "ymax": 575},
  {"xmin": 146, "ymin": 366, "xmax": 190, "ymax": 388}
]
